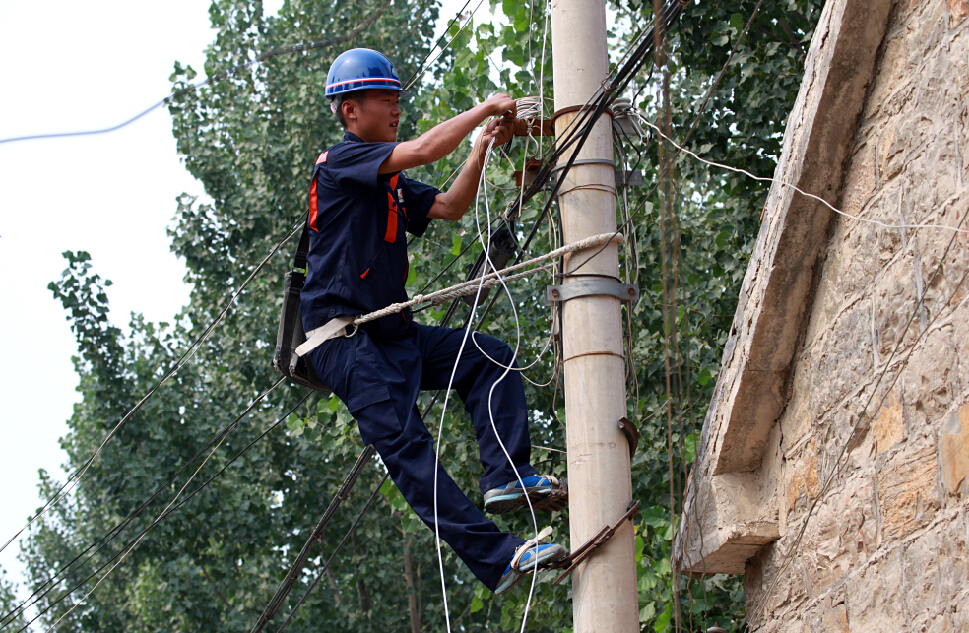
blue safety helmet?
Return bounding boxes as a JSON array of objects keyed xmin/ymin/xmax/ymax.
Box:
[{"xmin": 325, "ymin": 48, "xmax": 405, "ymax": 98}]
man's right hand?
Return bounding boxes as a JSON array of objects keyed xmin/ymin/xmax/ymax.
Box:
[
  {"xmin": 379, "ymin": 93, "xmax": 517, "ymax": 175},
  {"xmin": 483, "ymin": 93, "xmax": 517, "ymax": 119}
]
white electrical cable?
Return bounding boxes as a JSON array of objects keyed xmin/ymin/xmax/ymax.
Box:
[
  {"xmin": 472, "ymin": 139, "xmax": 545, "ymax": 633},
  {"xmin": 431, "ymin": 133, "xmax": 548, "ymax": 633},
  {"xmin": 634, "ymin": 113, "xmax": 969, "ymax": 236}
]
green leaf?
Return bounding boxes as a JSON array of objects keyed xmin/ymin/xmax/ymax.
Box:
[
  {"xmin": 451, "ymin": 233, "xmax": 463, "ymax": 256},
  {"xmin": 640, "ymin": 506, "xmax": 670, "ymax": 528},
  {"xmin": 654, "ymin": 604, "xmax": 672, "ymax": 632},
  {"xmin": 697, "ymin": 366, "xmax": 712, "ymax": 386},
  {"xmin": 639, "ymin": 602, "xmax": 656, "ymax": 622},
  {"xmin": 470, "ymin": 596, "xmax": 484, "ymax": 613}
]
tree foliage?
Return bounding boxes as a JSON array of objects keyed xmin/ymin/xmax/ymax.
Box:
[{"xmin": 11, "ymin": 0, "xmax": 823, "ymax": 631}]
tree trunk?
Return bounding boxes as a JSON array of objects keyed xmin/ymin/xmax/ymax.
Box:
[
  {"xmin": 325, "ymin": 567, "xmax": 343, "ymax": 606},
  {"xmin": 403, "ymin": 534, "xmax": 421, "ymax": 633},
  {"xmin": 352, "ymin": 531, "xmax": 372, "ymax": 614}
]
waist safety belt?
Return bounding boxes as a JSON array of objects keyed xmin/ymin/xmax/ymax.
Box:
[{"xmin": 272, "ymin": 221, "xmax": 356, "ymax": 392}]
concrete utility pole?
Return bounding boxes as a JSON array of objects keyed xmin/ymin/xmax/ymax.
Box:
[{"xmin": 550, "ymin": 0, "xmax": 640, "ymax": 631}]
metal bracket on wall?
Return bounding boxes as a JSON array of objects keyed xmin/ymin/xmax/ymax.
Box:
[{"xmin": 545, "ymin": 279, "xmax": 641, "ymax": 306}]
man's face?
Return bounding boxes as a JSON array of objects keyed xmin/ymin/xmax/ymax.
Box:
[{"xmin": 346, "ymin": 89, "xmax": 401, "ymax": 143}]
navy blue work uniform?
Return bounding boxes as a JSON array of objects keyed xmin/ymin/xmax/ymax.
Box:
[{"xmin": 300, "ymin": 132, "xmax": 538, "ymax": 591}]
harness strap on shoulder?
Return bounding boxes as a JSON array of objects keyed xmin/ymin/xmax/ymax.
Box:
[{"xmin": 293, "ymin": 220, "xmax": 311, "ymax": 272}]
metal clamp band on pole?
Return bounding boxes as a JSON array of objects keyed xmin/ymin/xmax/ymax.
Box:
[
  {"xmin": 544, "ymin": 279, "xmax": 640, "ymax": 306},
  {"xmin": 550, "ymin": 158, "xmax": 617, "ymax": 174}
]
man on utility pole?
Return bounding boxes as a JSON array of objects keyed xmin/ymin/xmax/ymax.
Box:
[
  {"xmin": 298, "ymin": 48, "xmax": 567, "ymax": 596},
  {"xmin": 550, "ymin": 0, "xmax": 641, "ymax": 630}
]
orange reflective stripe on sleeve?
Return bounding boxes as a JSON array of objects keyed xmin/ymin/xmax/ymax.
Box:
[
  {"xmin": 383, "ymin": 192, "xmax": 398, "ymax": 243},
  {"xmin": 308, "ymin": 177, "xmax": 319, "ymax": 231}
]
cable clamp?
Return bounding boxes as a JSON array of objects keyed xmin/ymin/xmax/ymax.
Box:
[
  {"xmin": 550, "ymin": 500, "xmax": 641, "ymax": 585},
  {"xmin": 545, "ymin": 279, "xmax": 640, "ymax": 306},
  {"xmin": 617, "ymin": 416, "xmax": 640, "ymax": 457}
]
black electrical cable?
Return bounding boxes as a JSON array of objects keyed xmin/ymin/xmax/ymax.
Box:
[
  {"xmin": 403, "ymin": 0, "xmax": 476, "ymax": 89},
  {"xmin": 249, "ymin": 446, "xmax": 376, "ymax": 633},
  {"xmin": 273, "ymin": 473, "xmax": 388, "ymax": 633},
  {"xmin": 4, "ymin": 379, "xmax": 304, "ymax": 633},
  {"xmin": 244, "ymin": 3, "xmax": 690, "ymax": 624},
  {"xmin": 0, "ymin": 213, "xmax": 306, "ymax": 562},
  {"xmin": 566, "ymin": 0, "xmax": 765, "ymax": 278},
  {"xmin": 0, "ymin": 382, "xmax": 295, "ymax": 629},
  {"xmin": 8, "ymin": 382, "xmax": 307, "ymax": 633},
  {"xmin": 469, "ymin": 0, "xmax": 684, "ymax": 328}
]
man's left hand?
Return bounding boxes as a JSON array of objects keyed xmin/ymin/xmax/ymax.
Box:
[{"xmin": 478, "ymin": 117, "xmax": 515, "ymax": 158}]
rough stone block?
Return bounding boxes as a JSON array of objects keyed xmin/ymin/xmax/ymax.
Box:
[
  {"xmin": 910, "ymin": 610, "xmax": 953, "ymax": 633},
  {"xmin": 809, "ymin": 299, "xmax": 874, "ymax": 415},
  {"xmin": 938, "ymin": 512, "xmax": 968, "ymax": 601},
  {"xmin": 841, "ymin": 142, "xmax": 877, "ymax": 222},
  {"xmin": 877, "ymin": 442, "xmax": 941, "ymax": 540},
  {"xmin": 846, "ymin": 546, "xmax": 905, "ymax": 630},
  {"xmin": 903, "ymin": 527, "xmax": 942, "ymax": 618},
  {"xmin": 868, "ymin": 32, "xmax": 909, "ymax": 122},
  {"xmin": 905, "ymin": 140, "xmax": 962, "ymax": 227},
  {"xmin": 901, "ymin": 325, "xmax": 958, "ymax": 427},
  {"xmin": 822, "ymin": 227, "xmax": 876, "ymax": 309},
  {"xmin": 801, "ymin": 474, "xmax": 877, "ymax": 592},
  {"xmin": 874, "ymin": 251, "xmax": 921, "ymax": 359},
  {"xmin": 875, "ymin": 387, "xmax": 904, "ymax": 455},
  {"xmin": 949, "ymin": 0, "xmax": 969, "ymax": 24},
  {"xmin": 915, "ymin": 213, "xmax": 969, "ymax": 316},
  {"xmin": 940, "ymin": 404, "xmax": 969, "ymax": 496},
  {"xmin": 952, "ymin": 597, "xmax": 969, "ymax": 632},
  {"xmin": 819, "ymin": 596, "xmax": 848, "ymax": 633},
  {"xmin": 908, "ymin": 0, "xmax": 948, "ymax": 60},
  {"xmin": 785, "ymin": 439, "xmax": 820, "ymax": 514}
]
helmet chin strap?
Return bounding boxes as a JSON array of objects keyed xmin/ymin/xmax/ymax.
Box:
[{"xmin": 330, "ymin": 101, "xmax": 338, "ymax": 114}]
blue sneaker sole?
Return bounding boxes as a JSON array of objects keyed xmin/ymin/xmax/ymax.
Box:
[
  {"xmin": 494, "ymin": 544, "xmax": 567, "ymax": 595},
  {"xmin": 484, "ymin": 480, "xmax": 568, "ymax": 515}
]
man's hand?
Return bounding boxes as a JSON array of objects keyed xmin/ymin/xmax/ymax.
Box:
[
  {"xmin": 477, "ymin": 117, "xmax": 515, "ymax": 159},
  {"xmin": 483, "ymin": 93, "xmax": 517, "ymax": 118}
]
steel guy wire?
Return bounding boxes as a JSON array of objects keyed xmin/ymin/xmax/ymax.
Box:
[
  {"xmin": 0, "ymin": 212, "xmax": 305, "ymax": 560},
  {"xmin": 12, "ymin": 377, "xmax": 289, "ymax": 633},
  {"xmin": 746, "ymin": 205, "xmax": 969, "ymax": 629},
  {"xmin": 404, "ymin": 0, "xmax": 489, "ymax": 91},
  {"xmin": 272, "ymin": 471, "xmax": 389, "ymax": 633},
  {"xmin": 0, "ymin": 388, "xmax": 311, "ymax": 629},
  {"xmin": 249, "ymin": 446, "xmax": 377, "ymax": 633},
  {"xmin": 0, "ymin": 9, "xmax": 388, "ymax": 146}
]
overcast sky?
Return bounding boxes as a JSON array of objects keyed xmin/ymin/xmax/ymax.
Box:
[{"xmin": 0, "ymin": 0, "xmax": 475, "ymax": 606}]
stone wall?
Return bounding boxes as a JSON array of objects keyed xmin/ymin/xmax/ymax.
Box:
[{"xmin": 744, "ymin": 0, "xmax": 969, "ymax": 630}]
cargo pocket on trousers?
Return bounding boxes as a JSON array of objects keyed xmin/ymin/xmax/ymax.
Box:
[{"xmin": 347, "ymin": 384, "xmax": 401, "ymax": 445}]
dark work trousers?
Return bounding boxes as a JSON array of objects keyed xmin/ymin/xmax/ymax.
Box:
[{"xmin": 308, "ymin": 323, "xmax": 538, "ymax": 591}]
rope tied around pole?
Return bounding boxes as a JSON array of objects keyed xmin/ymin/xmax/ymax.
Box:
[{"xmin": 353, "ymin": 232, "xmax": 623, "ymax": 325}]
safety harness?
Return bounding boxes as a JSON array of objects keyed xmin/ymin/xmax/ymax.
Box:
[{"xmin": 272, "ymin": 222, "xmax": 354, "ymax": 392}]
